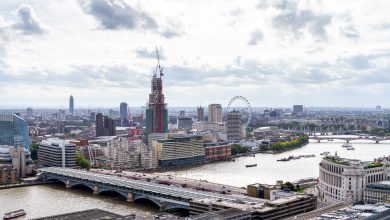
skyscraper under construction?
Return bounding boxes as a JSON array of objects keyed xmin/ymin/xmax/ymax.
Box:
[{"xmin": 146, "ymin": 48, "xmax": 168, "ymax": 136}]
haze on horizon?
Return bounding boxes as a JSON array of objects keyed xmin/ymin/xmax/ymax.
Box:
[{"xmin": 0, "ymin": 0, "xmax": 390, "ymax": 108}]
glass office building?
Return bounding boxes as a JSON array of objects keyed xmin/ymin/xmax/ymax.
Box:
[{"xmin": 0, "ymin": 114, "xmax": 30, "ymax": 150}]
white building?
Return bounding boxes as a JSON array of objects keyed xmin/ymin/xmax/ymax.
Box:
[
  {"xmin": 318, "ymin": 155, "xmax": 389, "ymax": 204},
  {"xmin": 38, "ymin": 138, "xmax": 76, "ymax": 168}
]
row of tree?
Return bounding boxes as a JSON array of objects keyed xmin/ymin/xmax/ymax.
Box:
[
  {"xmin": 230, "ymin": 144, "xmax": 250, "ymax": 155},
  {"xmin": 269, "ymin": 134, "xmax": 309, "ymax": 153}
]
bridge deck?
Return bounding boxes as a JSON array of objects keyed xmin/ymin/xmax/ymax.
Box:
[{"xmin": 39, "ymin": 167, "xmax": 265, "ymax": 205}]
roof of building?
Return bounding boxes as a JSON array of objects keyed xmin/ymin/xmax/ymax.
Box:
[{"xmin": 29, "ymin": 209, "xmax": 134, "ymax": 220}]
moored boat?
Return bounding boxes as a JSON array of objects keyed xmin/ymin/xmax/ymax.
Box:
[
  {"xmin": 3, "ymin": 209, "xmax": 26, "ymax": 220},
  {"xmin": 246, "ymin": 164, "xmax": 257, "ymax": 167}
]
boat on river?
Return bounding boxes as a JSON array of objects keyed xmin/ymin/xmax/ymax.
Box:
[
  {"xmin": 3, "ymin": 209, "xmax": 26, "ymax": 220},
  {"xmin": 246, "ymin": 164, "xmax": 257, "ymax": 168}
]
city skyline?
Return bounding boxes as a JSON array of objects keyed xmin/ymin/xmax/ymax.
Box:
[{"xmin": 1, "ymin": 0, "xmax": 390, "ymax": 108}]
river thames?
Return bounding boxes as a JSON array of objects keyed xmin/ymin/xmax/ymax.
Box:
[
  {"xmin": 1, "ymin": 139, "xmax": 389, "ymax": 218},
  {"xmin": 157, "ymin": 139, "xmax": 390, "ymax": 187}
]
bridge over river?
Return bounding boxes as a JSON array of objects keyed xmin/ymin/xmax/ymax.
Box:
[
  {"xmin": 39, "ymin": 167, "xmax": 265, "ymax": 211},
  {"xmin": 310, "ymin": 135, "xmax": 390, "ymax": 143}
]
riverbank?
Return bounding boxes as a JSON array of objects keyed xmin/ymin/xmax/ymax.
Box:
[{"xmin": 0, "ymin": 180, "xmax": 56, "ymax": 190}]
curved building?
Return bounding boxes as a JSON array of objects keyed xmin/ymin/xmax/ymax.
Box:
[
  {"xmin": 319, "ymin": 155, "xmax": 388, "ymax": 204},
  {"xmin": 0, "ymin": 114, "xmax": 30, "ymax": 149}
]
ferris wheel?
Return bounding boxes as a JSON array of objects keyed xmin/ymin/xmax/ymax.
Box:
[{"xmin": 226, "ymin": 96, "xmax": 252, "ymax": 127}]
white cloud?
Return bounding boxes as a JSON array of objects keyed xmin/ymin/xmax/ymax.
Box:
[
  {"xmin": 13, "ymin": 4, "xmax": 48, "ymax": 34},
  {"xmin": 0, "ymin": 0, "xmax": 390, "ymax": 108}
]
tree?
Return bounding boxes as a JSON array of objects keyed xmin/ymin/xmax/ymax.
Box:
[
  {"xmin": 76, "ymin": 151, "xmax": 91, "ymax": 170},
  {"xmin": 30, "ymin": 143, "xmax": 39, "ymax": 160},
  {"xmin": 281, "ymin": 182, "xmax": 295, "ymax": 191}
]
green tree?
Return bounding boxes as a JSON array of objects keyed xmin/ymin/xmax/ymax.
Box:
[
  {"xmin": 281, "ymin": 182, "xmax": 295, "ymax": 191},
  {"xmin": 30, "ymin": 143, "xmax": 39, "ymax": 160},
  {"xmin": 76, "ymin": 151, "xmax": 91, "ymax": 170}
]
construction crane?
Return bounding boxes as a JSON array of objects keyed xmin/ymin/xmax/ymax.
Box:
[{"xmin": 156, "ymin": 46, "xmax": 164, "ymax": 77}]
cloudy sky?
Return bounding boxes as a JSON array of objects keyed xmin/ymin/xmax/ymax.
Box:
[{"xmin": 0, "ymin": 0, "xmax": 390, "ymax": 108}]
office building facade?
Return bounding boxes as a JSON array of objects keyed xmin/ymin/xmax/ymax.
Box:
[
  {"xmin": 153, "ymin": 135, "xmax": 205, "ymax": 167},
  {"xmin": 0, "ymin": 114, "xmax": 30, "ymax": 149},
  {"xmin": 38, "ymin": 139, "xmax": 77, "ymax": 168},
  {"xmin": 227, "ymin": 110, "xmax": 245, "ymax": 141},
  {"xmin": 319, "ymin": 155, "xmax": 389, "ymax": 204},
  {"xmin": 208, "ymin": 104, "xmax": 222, "ymax": 123}
]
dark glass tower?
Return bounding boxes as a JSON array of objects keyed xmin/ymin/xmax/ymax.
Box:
[{"xmin": 0, "ymin": 114, "xmax": 30, "ymax": 149}]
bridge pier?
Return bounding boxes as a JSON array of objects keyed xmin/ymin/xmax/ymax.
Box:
[
  {"xmin": 159, "ymin": 202, "xmax": 166, "ymax": 211},
  {"xmin": 127, "ymin": 192, "xmax": 134, "ymax": 202},
  {"xmin": 66, "ymin": 179, "xmax": 71, "ymax": 189},
  {"xmin": 93, "ymin": 185, "xmax": 99, "ymax": 195}
]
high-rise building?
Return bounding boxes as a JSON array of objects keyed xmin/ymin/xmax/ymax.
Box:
[
  {"xmin": 197, "ymin": 106, "xmax": 204, "ymax": 122},
  {"xmin": 119, "ymin": 102, "xmax": 130, "ymax": 126},
  {"xmin": 208, "ymin": 104, "xmax": 222, "ymax": 123},
  {"xmin": 179, "ymin": 110, "xmax": 185, "ymax": 118},
  {"xmin": 146, "ymin": 72, "xmax": 168, "ymax": 135},
  {"xmin": 26, "ymin": 107, "xmax": 33, "ymax": 119},
  {"xmin": 227, "ymin": 110, "xmax": 245, "ymax": 141},
  {"xmin": 69, "ymin": 95, "xmax": 74, "ymax": 115},
  {"xmin": 0, "ymin": 114, "xmax": 30, "ymax": 149},
  {"xmin": 293, "ymin": 105, "xmax": 303, "ymax": 114},
  {"xmin": 95, "ymin": 113, "xmax": 116, "ymax": 137},
  {"xmin": 376, "ymin": 105, "xmax": 382, "ymax": 111},
  {"xmin": 120, "ymin": 102, "xmax": 128, "ymax": 120},
  {"xmin": 95, "ymin": 113, "xmax": 104, "ymax": 137},
  {"xmin": 38, "ymin": 138, "xmax": 77, "ymax": 168}
]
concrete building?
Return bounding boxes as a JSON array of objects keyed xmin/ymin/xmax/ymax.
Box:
[
  {"xmin": 227, "ymin": 110, "xmax": 245, "ymax": 141},
  {"xmin": 177, "ymin": 117, "xmax": 193, "ymax": 130},
  {"xmin": 192, "ymin": 122, "xmax": 226, "ymax": 133},
  {"xmin": 208, "ymin": 104, "xmax": 222, "ymax": 123},
  {"xmin": 364, "ymin": 181, "xmax": 390, "ymax": 204},
  {"xmin": 0, "ymin": 145, "xmax": 32, "ymax": 184},
  {"xmin": 38, "ymin": 139, "xmax": 77, "ymax": 168},
  {"xmin": 318, "ymin": 155, "xmax": 389, "ymax": 204},
  {"xmin": 204, "ymin": 142, "xmax": 231, "ymax": 162},
  {"xmin": 152, "ymin": 135, "xmax": 205, "ymax": 167},
  {"xmin": 197, "ymin": 106, "xmax": 204, "ymax": 122},
  {"xmin": 0, "ymin": 113, "xmax": 31, "ymax": 149},
  {"xmin": 253, "ymin": 126, "xmax": 279, "ymax": 139},
  {"xmin": 69, "ymin": 95, "xmax": 74, "ymax": 115}
]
